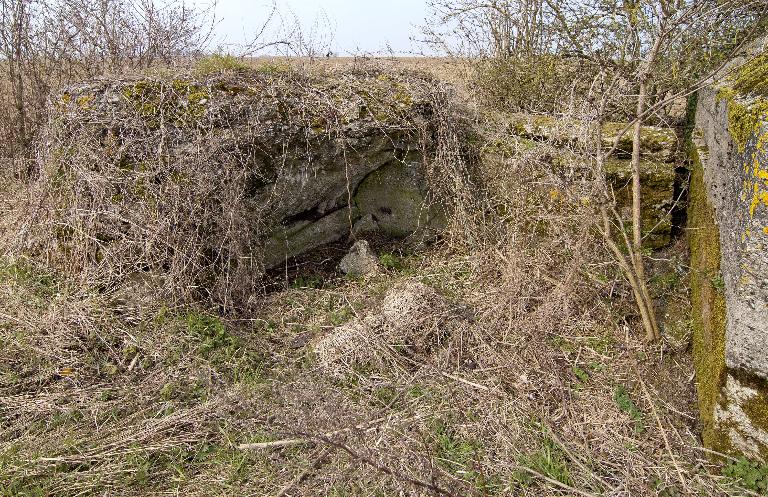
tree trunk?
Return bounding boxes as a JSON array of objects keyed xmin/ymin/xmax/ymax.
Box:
[{"xmin": 630, "ymin": 68, "xmax": 662, "ymax": 342}]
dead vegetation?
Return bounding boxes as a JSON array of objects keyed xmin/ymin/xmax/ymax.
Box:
[
  {"xmin": 15, "ymin": 67, "xmax": 469, "ymax": 311},
  {"xmin": 0, "ymin": 56, "xmax": 760, "ymax": 496}
]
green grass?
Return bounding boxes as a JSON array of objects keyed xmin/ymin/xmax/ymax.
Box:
[
  {"xmin": 430, "ymin": 418, "xmax": 500, "ymax": 492},
  {"xmin": 0, "ymin": 257, "xmax": 58, "ymax": 299},
  {"xmin": 614, "ymin": 385, "xmax": 645, "ymax": 433},
  {"xmin": 514, "ymin": 436, "xmax": 572, "ymax": 487}
]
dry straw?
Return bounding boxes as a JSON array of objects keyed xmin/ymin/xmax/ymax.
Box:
[{"xmin": 20, "ymin": 67, "xmax": 476, "ymax": 309}]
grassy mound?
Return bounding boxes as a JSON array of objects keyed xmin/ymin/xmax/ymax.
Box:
[{"xmin": 22, "ymin": 68, "xmax": 471, "ymax": 308}]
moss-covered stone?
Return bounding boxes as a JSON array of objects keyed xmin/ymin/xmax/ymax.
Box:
[
  {"xmin": 121, "ymin": 80, "xmax": 211, "ymax": 129},
  {"xmin": 718, "ymin": 90, "xmax": 768, "ymax": 153},
  {"xmin": 505, "ymin": 113, "xmax": 678, "ymax": 160},
  {"xmin": 601, "ymin": 122, "xmax": 678, "ymax": 158},
  {"xmin": 40, "ymin": 71, "xmax": 452, "ymax": 303},
  {"xmin": 733, "ymin": 49, "xmax": 768, "ymax": 98},
  {"xmin": 688, "ymin": 145, "xmax": 729, "ymax": 452},
  {"xmin": 691, "ymin": 36, "xmax": 768, "ymax": 461},
  {"xmin": 604, "ymin": 158, "xmax": 677, "ymax": 249},
  {"xmin": 354, "ymin": 160, "xmax": 446, "ymax": 238}
]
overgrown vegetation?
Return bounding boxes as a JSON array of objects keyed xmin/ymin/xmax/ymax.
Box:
[{"xmin": 1, "ymin": 1, "xmax": 767, "ymax": 495}]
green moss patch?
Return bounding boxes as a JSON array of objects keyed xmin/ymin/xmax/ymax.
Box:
[
  {"xmin": 688, "ymin": 146, "xmax": 728, "ymax": 452},
  {"xmin": 722, "ymin": 93, "xmax": 768, "ymax": 153}
]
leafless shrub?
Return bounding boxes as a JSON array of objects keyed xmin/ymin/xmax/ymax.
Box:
[
  {"xmin": 0, "ymin": 0, "xmax": 213, "ymax": 162},
  {"xmin": 17, "ymin": 68, "xmax": 474, "ymax": 310}
]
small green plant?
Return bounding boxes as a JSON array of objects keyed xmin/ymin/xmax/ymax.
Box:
[
  {"xmin": 373, "ymin": 385, "xmax": 399, "ymax": 407},
  {"xmin": 378, "ymin": 252, "xmax": 404, "ymax": 271},
  {"xmin": 614, "ymin": 385, "xmax": 645, "ymax": 433},
  {"xmin": 649, "ymin": 271, "xmax": 681, "ymax": 293},
  {"xmin": 572, "ymin": 366, "xmax": 590, "ymax": 385},
  {"xmin": 514, "ymin": 436, "xmax": 572, "ymax": 487},
  {"xmin": 178, "ymin": 310, "xmax": 265, "ymax": 380},
  {"xmin": 722, "ymin": 457, "xmax": 768, "ymax": 494},
  {"xmin": 550, "ymin": 335, "xmax": 575, "ymax": 353},
  {"xmin": 184, "ymin": 311, "xmax": 233, "ymax": 356},
  {"xmin": 710, "ymin": 273, "xmax": 725, "ymax": 291},
  {"xmin": 652, "ymin": 477, "xmax": 681, "ymax": 497},
  {"xmin": 588, "ymin": 361, "xmax": 606, "ymax": 372},
  {"xmin": 407, "ymin": 384, "xmax": 427, "ymax": 399},
  {"xmin": 431, "ymin": 419, "xmax": 498, "ymax": 492},
  {"xmin": 329, "ymin": 306, "xmax": 354, "ymax": 326},
  {"xmin": 0, "ymin": 258, "xmax": 57, "ymax": 298},
  {"xmin": 432, "ymin": 419, "xmax": 479, "ymax": 473},
  {"xmin": 290, "ymin": 275, "xmax": 324, "ymax": 289},
  {"xmin": 195, "ymin": 54, "xmax": 249, "ymax": 74}
]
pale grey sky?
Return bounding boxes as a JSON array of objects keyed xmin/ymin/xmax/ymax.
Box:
[{"xmin": 210, "ymin": 0, "xmax": 430, "ymax": 55}]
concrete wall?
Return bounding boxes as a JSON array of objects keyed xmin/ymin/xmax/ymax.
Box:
[{"xmin": 691, "ymin": 37, "xmax": 768, "ymax": 458}]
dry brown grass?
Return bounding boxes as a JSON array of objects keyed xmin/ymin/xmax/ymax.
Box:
[{"xmin": 0, "ymin": 60, "xmax": 753, "ymax": 497}]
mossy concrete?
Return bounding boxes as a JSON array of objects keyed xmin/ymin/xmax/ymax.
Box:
[
  {"xmin": 506, "ymin": 113, "xmax": 681, "ymax": 249},
  {"xmin": 604, "ymin": 158, "xmax": 676, "ymax": 249},
  {"xmin": 354, "ymin": 159, "xmax": 446, "ymax": 239},
  {"xmin": 506, "ymin": 113, "xmax": 679, "ymax": 161},
  {"xmin": 691, "ymin": 36, "xmax": 768, "ymax": 459},
  {"xmin": 688, "ymin": 143, "xmax": 729, "ymax": 453},
  {"xmin": 41, "ymin": 70, "xmax": 452, "ymax": 298}
]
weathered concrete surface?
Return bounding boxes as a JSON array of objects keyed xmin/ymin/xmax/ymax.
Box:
[
  {"xmin": 507, "ymin": 114, "xmax": 681, "ymax": 249},
  {"xmin": 507, "ymin": 114, "xmax": 680, "ymax": 161},
  {"xmin": 35, "ymin": 71, "xmax": 454, "ymax": 301},
  {"xmin": 338, "ymin": 240, "xmax": 380, "ymax": 278},
  {"xmin": 691, "ymin": 37, "xmax": 768, "ymax": 458},
  {"xmin": 604, "ymin": 158, "xmax": 677, "ymax": 249}
]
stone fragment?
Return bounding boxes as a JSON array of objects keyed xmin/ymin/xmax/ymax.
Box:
[{"xmin": 338, "ymin": 240, "xmax": 381, "ymax": 278}]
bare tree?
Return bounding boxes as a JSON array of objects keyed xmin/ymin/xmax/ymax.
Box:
[
  {"xmin": 555, "ymin": 0, "xmax": 765, "ymax": 341},
  {"xmin": 421, "ymin": 0, "xmax": 555, "ymax": 58},
  {"xmin": 424, "ymin": 0, "xmax": 766, "ymax": 341},
  {"xmin": 0, "ymin": 0, "xmax": 213, "ymax": 163}
]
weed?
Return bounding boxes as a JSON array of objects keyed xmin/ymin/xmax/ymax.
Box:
[
  {"xmin": 722, "ymin": 457, "xmax": 768, "ymax": 494},
  {"xmin": 650, "ymin": 271, "xmax": 681, "ymax": 293},
  {"xmin": 407, "ymin": 384, "xmax": 427, "ymax": 399},
  {"xmin": 432, "ymin": 419, "xmax": 479, "ymax": 473},
  {"xmin": 572, "ymin": 365, "xmax": 590, "ymax": 385},
  {"xmin": 178, "ymin": 310, "xmax": 267, "ymax": 382},
  {"xmin": 379, "ymin": 252, "xmax": 404, "ymax": 271},
  {"xmin": 290, "ymin": 275, "xmax": 324, "ymax": 289},
  {"xmin": 184, "ymin": 311, "xmax": 235, "ymax": 358},
  {"xmin": 372, "ymin": 385, "xmax": 400, "ymax": 407},
  {"xmin": 588, "ymin": 361, "xmax": 606, "ymax": 372},
  {"xmin": 614, "ymin": 385, "xmax": 645, "ymax": 433},
  {"xmin": 329, "ymin": 305, "xmax": 354, "ymax": 326},
  {"xmin": 514, "ymin": 436, "xmax": 572, "ymax": 487},
  {"xmin": 0, "ymin": 258, "xmax": 58, "ymax": 299},
  {"xmin": 431, "ymin": 419, "xmax": 499, "ymax": 493},
  {"xmin": 710, "ymin": 273, "xmax": 725, "ymax": 291},
  {"xmin": 551, "ymin": 336, "xmax": 575, "ymax": 353}
]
